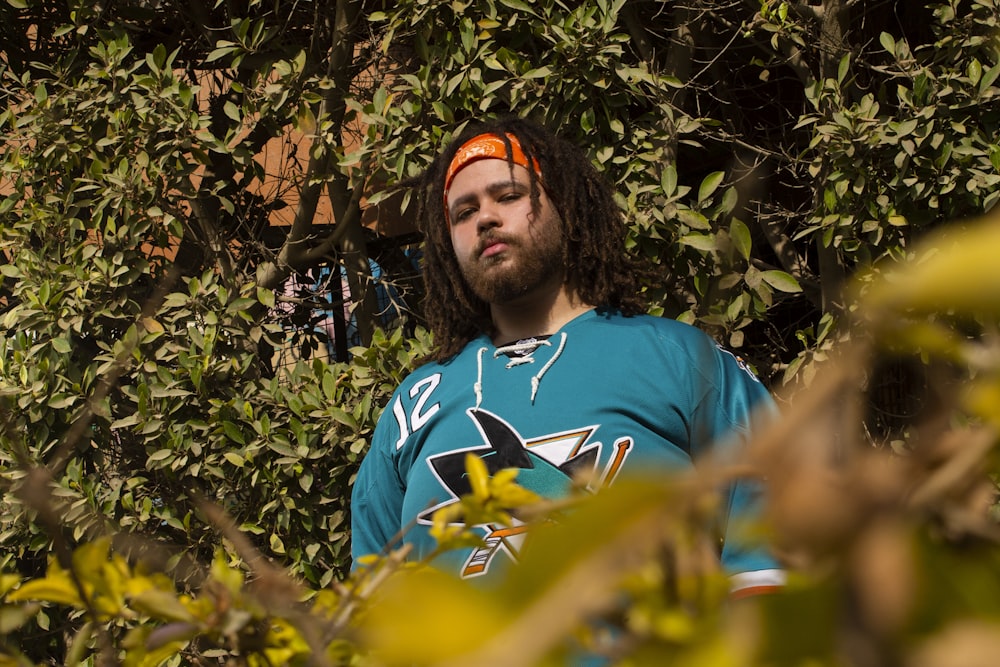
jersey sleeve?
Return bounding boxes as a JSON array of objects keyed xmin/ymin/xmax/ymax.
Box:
[
  {"xmin": 691, "ymin": 341, "xmax": 785, "ymax": 594},
  {"xmin": 350, "ymin": 398, "xmax": 406, "ymax": 569}
]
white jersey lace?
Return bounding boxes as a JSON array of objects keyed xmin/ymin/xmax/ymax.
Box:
[{"xmin": 473, "ymin": 332, "xmax": 568, "ymax": 407}]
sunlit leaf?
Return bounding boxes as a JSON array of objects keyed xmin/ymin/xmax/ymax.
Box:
[
  {"xmin": 861, "ymin": 210, "xmax": 1000, "ymax": 319},
  {"xmin": 359, "ymin": 568, "xmax": 509, "ymax": 663},
  {"xmin": 760, "ymin": 270, "xmax": 802, "ymax": 293},
  {"xmin": 697, "ymin": 171, "xmax": 725, "ymax": 203},
  {"xmin": 731, "ymin": 219, "xmax": 752, "ymax": 260},
  {"xmin": 8, "ymin": 571, "xmax": 83, "ymax": 607},
  {"xmin": 466, "ymin": 453, "xmax": 490, "ymax": 502}
]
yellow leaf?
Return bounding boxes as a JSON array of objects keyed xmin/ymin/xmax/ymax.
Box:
[
  {"xmin": 123, "ymin": 574, "xmax": 157, "ymax": 598},
  {"xmin": 493, "ymin": 483, "xmax": 542, "ymax": 508},
  {"xmin": 359, "ymin": 567, "xmax": 509, "ymax": 664},
  {"xmin": 381, "ymin": 91, "xmax": 396, "ymax": 115},
  {"xmin": 61, "ymin": 539, "xmax": 131, "ymax": 619},
  {"xmin": 465, "ymin": 453, "xmax": 489, "ymax": 501},
  {"xmin": 7, "ymin": 572, "xmax": 84, "ymax": 607},
  {"xmin": 296, "ymin": 105, "xmax": 316, "ymax": 135},
  {"xmin": 210, "ymin": 551, "xmax": 245, "ymax": 595},
  {"xmin": 264, "ymin": 618, "xmax": 310, "ymax": 662},
  {"xmin": 71, "ymin": 538, "xmax": 115, "ymax": 584},
  {"xmin": 140, "ymin": 316, "xmax": 164, "ymax": 333},
  {"xmin": 0, "ymin": 574, "xmax": 22, "ymax": 597},
  {"xmin": 491, "ymin": 467, "xmax": 520, "ymax": 486},
  {"xmin": 860, "ymin": 209, "xmax": 1000, "ymax": 321},
  {"xmin": 122, "ymin": 624, "xmax": 192, "ymax": 667},
  {"xmin": 130, "ymin": 589, "xmax": 197, "ymax": 624},
  {"xmin": 654, "ymin": 608, "xmax": 696, "ymax": 642}
]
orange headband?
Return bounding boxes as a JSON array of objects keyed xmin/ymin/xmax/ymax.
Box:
[{"xmin": 443, "ymin": 132, "xmax": 542, "ymax": 223}]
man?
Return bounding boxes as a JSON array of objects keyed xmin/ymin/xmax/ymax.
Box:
[{"xmin": 350, "ymin": 117, "xmax": 784, "ymax": 595}]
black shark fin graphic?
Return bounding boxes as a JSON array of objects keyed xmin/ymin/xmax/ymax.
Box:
[
  {"xmin": 470, "ymin": 409, "xmax": 534, "ymax": 470},
  {"xmin": 559, "ymin": 447, "xmax": 599, "ymax": 479}
]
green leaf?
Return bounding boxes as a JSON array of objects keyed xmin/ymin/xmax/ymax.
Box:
[
  {"xmin": 225, "ymin": 297, "xmax": 256, "ymax": 314},
  {"xmin": 679, "ymin": 233, "xmax": 717, "ymax": 252},
  {"xmin": 205, "ymin": 44, "xmax": 237, "ymax": 63},
  {"xmin": 661, "ymin": 164, "xmax": 678, "ymax": 197},
  {"xmin": 719, "ymin": 186, "xmax": 739, "ymax": 215},
  {"xmin": 265, "ymin": 439, "xmax": 297, "ymax": 457},
  {"xmin": 760, "ymin": 270, "xmax": 802, "ymax": 293},
  {"xmin": 0, "ymin": 264, "xmax": 22, "ymax": 278},
  {"xmin": 894, "ymin": 118, "xmax": 918, "ymax": 137},
  {"xmin": 498, "ymin": 0, "xmax": 537, "ymax": 14},
  {"xmin": 879, "ymin": 32, "xmax": 896, "ymax": 57},
  {"xmin": 256, "ymin": 286, "xmax": 275, "ymax": 308},
  {"xmin": 697, "ymin": 171, "xmax": 725, "ymax": 203},
  {"xmin": 147, "ymin": 449, "xmax": 173, "ymax": 463},
  {"xmin": 223, "ymin": 101, "xmax": 241, "ymax": 122},
  {"xmin": 837, "ymin": 53, "xmax": 851, "ymax": 84},
  {"xmin": 298, "ymin": 470, "xmax": 314, "ymax": 492},
  {"xmin": 47, "ymin": 395, "xmax": 77, "ymax": 409},
  {"xmin": 328, "ymin": 406, "xmax": 358, "ymax": 429},
  {"xmin": 322, "ymin": 371, "xmax": 338, "ymax": 400},
  {"xmin": 730, "ymin": 219, "xmax": 752, "ymax": 260},
  {"xmin": 968, "ymin": 59, "xmax": 983, "ymax": 86},
  {"xmin": 980, "ymin": 62, "xmax": 1000, "ymax": 94},
  {"xmin": 522, "ymin": 66, "xmax": 553, "ymax": 79},
  {"xmin": 222, "ymin": 421, "xmax": 246, "ymax": 445},
  {"xmin": 676, "ymin": 209, "xmax": 710, "ymax": 230},
  {"xmin": 223, "ymin": 451, "xmax": 245, "ymax": 468}
]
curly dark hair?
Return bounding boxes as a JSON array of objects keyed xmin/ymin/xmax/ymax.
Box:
[{"xmin": 407, "ymin": 116, "xmax": 650, "ymax": 362}]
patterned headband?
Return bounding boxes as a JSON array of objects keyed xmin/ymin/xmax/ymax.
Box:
[{"xmin": 442, "ymin": 132, "xmax": 542, "ymax": 224}]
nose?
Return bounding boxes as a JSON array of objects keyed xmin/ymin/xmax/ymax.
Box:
[{"xmin": 476, "ymin": 201, "xmax": 501, "ymax": 233}]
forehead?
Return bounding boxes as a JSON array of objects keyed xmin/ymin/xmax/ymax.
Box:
[{"xmin": 446, "ymin": 158, "xmax": 532, "ymax": 200}]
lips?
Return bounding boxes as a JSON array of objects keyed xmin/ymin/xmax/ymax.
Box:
[
  {"xmin": 477, "ymin": 235, "xmax": 514, "ymax": 259},
  {"xmin": 480, "ymin": 241, "xmax": 509, "ymax": 258}
]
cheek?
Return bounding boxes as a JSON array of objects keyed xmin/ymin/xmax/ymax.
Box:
[{"xmin": 449, "ymin": 228, "xmax": 471, "ymax": 257}]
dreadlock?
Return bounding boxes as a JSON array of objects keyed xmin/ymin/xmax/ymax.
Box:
[{"xmin": 408, "ymin": 116, "xmax": 650, "ymax": 362}]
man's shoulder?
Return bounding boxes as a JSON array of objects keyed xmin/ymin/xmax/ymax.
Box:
[
  {"xmin": 582, "ymin": 312, "xmax": 729, "ymax": 371},
  {"xmin": 591, "ymin": 310, "xmax": 712, "ymax": 342}
]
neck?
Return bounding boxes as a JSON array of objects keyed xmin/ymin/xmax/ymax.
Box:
[{"xmin": 490, "ymin": 282, "xmax": 593, "ymax": 344}]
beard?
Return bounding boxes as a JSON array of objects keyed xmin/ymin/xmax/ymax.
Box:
[{"xmin": 458, "ymin": 212, "xmax": 565, "ymax": 306}]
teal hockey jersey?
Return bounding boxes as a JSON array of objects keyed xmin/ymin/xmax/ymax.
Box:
[{"xmin": 351, "ymin": 309, "xmax": 783, "ymax": 591}]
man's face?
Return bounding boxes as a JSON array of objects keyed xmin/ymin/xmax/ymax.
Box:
[{"xmin": 446, "ymin": 158, "xmax": 564, "ymax": 306}]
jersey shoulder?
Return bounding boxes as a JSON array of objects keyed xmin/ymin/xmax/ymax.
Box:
[
  {"xmin": 588, "ymin": 311, "xmax": 764, "ymax": 384},
  {"xmin": 587, "ymin": 310, "xmax": 720, "ymax": 354}
]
